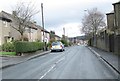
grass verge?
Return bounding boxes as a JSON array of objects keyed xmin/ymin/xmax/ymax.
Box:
[{"xmin": 0, "ymin": 52, "xmax": 16, "ymax": 56}]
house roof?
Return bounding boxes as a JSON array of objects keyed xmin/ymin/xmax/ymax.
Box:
[
  {"xmin": 41, "ymin": 29, "xmax": 50, "ymax": 33},
  {"xmin": 37, "ymin": 25, "xmax": 43, "ymax": 30},
  {"xmin": 1, "ymin": 11, "xmax": 51, "ymax": 32},
  {"xmin": 37, "ymin": 25, "xmax": 49, "ymax": 33},
  {"xmin": 0, "ymin": 11, "xmax": 38, "ymax": 29},
  {"xmin": 27, "ymin": 21, "xmax": 38, "ymax": 30},
  {"xmin": 113, "ymin": 1, "xmax": 120, "ymax": 5},
  {"xmin": 0, "ymin": 11, "xmax": 12, "ymax": 22},
  {"xmin": 0, "ymin": 17, "xmax": 12, "ymax": 22},
  {"xmin": 106, "ymin": 10, "xmax": 114, "ymax": 15},
  {"xmin": 55, "ymin": 34, "xmax": 61, "ymax": 38}
]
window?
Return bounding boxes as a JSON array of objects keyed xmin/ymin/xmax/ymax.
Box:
[{"xmin": 3, "ymin": 21, "xmax": 8, "ymax": 27}]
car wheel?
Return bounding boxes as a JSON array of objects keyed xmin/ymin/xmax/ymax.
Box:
[{"xmin": 60, "ymin": 49, "xmax": 63, "ymax": 52}]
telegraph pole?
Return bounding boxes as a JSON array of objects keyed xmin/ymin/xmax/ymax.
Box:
[
  {"xmin": 41, "ymin": 3, "xmax": 45, "ymax": 50},
  {"xmin": 63, "ymin": 27, "xmax": 65, "ymax": 36},
  {"xmin": 63, "ymin": 27, "xmax": 65, "ymax": 40}
]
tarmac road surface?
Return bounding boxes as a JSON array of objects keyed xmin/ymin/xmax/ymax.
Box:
[{"xmin": 1, "ymin": 45, "xmax": 118, "ymax": 79}]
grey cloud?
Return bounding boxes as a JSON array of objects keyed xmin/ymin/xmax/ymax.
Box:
[{"xmin": 34, "ymin": 1, "xmax": 116, "ymax": 29}]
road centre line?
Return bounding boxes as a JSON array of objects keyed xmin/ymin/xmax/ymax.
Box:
[
  {"xmin": 55, "ymin": 57, "xmax": 65, "ymax": 64},
  {"xmin": 38, "ymin": 64, "xmax": 56, "ymax": 80},
  {"xmin": 38, "ymin": 57, "xmax": 65, "ymax": 80}
]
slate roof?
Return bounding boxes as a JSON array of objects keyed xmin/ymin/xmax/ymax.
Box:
[
  {"xmin": 0, "ymin": 11, "xmax": 37, "ymax": 29},
  {"xmin": 0, "ymin": 11, "xmax": 12, "ymax": 22},
  {"xmin": 113, "ymin": 1, "xmax": 120, "ymax": 5}
]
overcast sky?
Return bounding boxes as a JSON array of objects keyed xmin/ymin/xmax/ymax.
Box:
[{"xmin": 0, "ymin": 0, "xmax": 119, "ymax": 37}]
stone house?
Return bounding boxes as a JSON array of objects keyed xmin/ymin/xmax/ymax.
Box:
[
  {"xmin": 0, "ymin": 12, "xmax": 12, "ymax": 45},
  {"xmin": 41, "ymin": 29, "xmax": 50, "ymax": 43},
  {"xmin": 113, "ymin": 1, "xmax": 120, "ymax": 54},
  {"xmin": 0, "ymin": 11, "xmax": 50, "ymax": 45},
  {"xmin": 88, "ymin": 1, "xmax": 120, "ymax": 55},
  {"xmin": 106, "ymin": 11, "xmax": 115, "ymax": 52},
  {"xmin": 37, "ymin": 25, "xmax": 50, "ymax": 43},
  {"xmin": 24, "ymin": 22, "xmax": 38, "ymax": 42},
  {"xmin": 96, "ymin": 1, "xmax": 120, "ymax": 54},
  {"xmin": 55, "ymin": 35, "xmax": 61, "ymax": 41},
  {"xmin": 0, "ymin": 11, "xmax": 40, "ymax": 43},
  {"xmin": 106, "ymin": 1, "xmax": 120, "ymax": 54}
]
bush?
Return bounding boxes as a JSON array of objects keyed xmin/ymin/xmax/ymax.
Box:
[
  {"xmin": 61, "ymin": 40, "xmax": 69, "ymax": 47},
  {"xmin": 68, "ymin": 42, "xmax": 73, "ymax": 46},
  {"xmin": 2, "ymin": 42, "xmax": 15, "ymax": 52},
  {"xmin": 0, "ymin": 45, "xmax": 2, "ymax": 51},
  {"xmin": 47, "ymin": 42, "xmax": 51, "ymax": 48},
  {"xmin": 14, "ymin": 41, "xmax": 44, "ymax": 53}
]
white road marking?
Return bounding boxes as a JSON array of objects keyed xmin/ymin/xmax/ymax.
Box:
[
  {"xmin": 38, "ymin": 57, "xmax": 65, "ymax": 80},
  {"xmin": 38, "ymin": 64, "xmax": 56, "ymax": 80},
  {"xmin": 55, "ymin": 57, "xmax": 65, "ymax": 64}
]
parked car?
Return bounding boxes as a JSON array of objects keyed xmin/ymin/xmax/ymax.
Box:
[{"xmin": 51, "ymin": 41, "xmax": 65, "ymax": 52}]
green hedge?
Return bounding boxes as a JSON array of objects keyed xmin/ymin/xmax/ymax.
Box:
[
  {"xmin": 0, "ymin": 45, "xmax": 2, "ymax": 51},
  {"xmin": 2, "ymin": 42, "xmax": 15, "ymax": 52},
  {"xmin": 61, "ymin": 40, "xmax": 69, "ymax": 47},
  {"xmin": 14, "ymin": 41, "xmax": 44, "ymax": 53}
]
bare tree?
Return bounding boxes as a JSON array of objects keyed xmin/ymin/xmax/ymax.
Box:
[
  {"xmin": 11, "ymin": 2, "xmax": 39, "ymax": 41},
  {"xmin": 82, "ymin": 8, "xmax": 105, "ymax": 35},
  {"xmin": 82, "ymin": 8, "xmax": 106, "ymax": 46}
]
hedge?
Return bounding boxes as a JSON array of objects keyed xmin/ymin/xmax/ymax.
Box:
[
  {"xmin": 2, "ymin": 42, "xmax": 15, "ymax": 52},
  {"xmin": 0, "ymin": 45, "xmax": 2, "ymax": 51},
  {"xmin": 61, "ymin": 40, "xmax": 69, "ymax": 47},
  {"xmin": 14, "ymin": 41, "xmax": 44, "ymax": 53}
]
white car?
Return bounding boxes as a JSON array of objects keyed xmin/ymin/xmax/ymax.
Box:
[{"xmin": 51, "ymin": 41, "xmax": 65, "ymax": 52}]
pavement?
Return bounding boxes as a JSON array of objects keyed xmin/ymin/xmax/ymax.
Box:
[
  {"xmin": 0, "ymin": 50, "xmax": 50, "ymax": 69},
  {"xmin": 87, "ymin": 46, "xmax": 120, "ymax": 77},
  {"xmin": 1, "ymin": 46, "xmax": 117, "ymax": 79}
]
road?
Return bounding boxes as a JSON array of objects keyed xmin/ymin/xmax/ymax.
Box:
[{"xmin": 1, "ymin": 45, "xmax": 118, "ymax": 79}]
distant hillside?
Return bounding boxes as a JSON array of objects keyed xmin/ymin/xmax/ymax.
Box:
[
  {"xmin": 69, "ymin": 35, "xmax": 90, "ymax": 40},
  {"xmin": 77, "ymin": 35, "xmax": 90, "ymax": 40}
]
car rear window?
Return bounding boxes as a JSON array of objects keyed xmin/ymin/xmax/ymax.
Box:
[{"xmin": 52, "ymin": 42, "xmax": 60, "ymax": 46}]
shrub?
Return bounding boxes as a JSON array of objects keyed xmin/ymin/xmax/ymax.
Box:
[
  {"xmin": 2, "ymin": 42, "xmax": 15, "ymax": 52},
  {"xmin": 47, "ymin": 42, "xmax": 51, "ymax": 48},
  {"xmin": 61, "ymin": 40, "xmax": 69, "ymax": 47},
  {"xmin": 14, "ymin": 41, "xmax": 44, "ymax": 53},
  {"xmin": 39, "ymin": 42, "xmax": 45, "ymax": 50},
  {"xmin": 68, "ymin": 42, "xmax": 73, "ymax": 46},
  {"xmin": 0, "ymin": 45, "xmax": 2, "ymax": 51}
]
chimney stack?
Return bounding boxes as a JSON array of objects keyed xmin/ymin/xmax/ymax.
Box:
[{"xmin": 12, "ymin": 11, "xmax": 17, "ymax": 16}]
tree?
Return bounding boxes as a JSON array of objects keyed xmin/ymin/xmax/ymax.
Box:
[
  {"xmin": 50, "ymin": 31, "xmax": 55, "ymax": 40},
  {"xmin": 82, "ymin": 8, "xmax": 105, "ymax": 35},
  {"xmin": 11, "ymin": 2, "xmax": 39, "ymax": 41},
  {"xmin": 82, "ymin": 8, "xmax": 106, "ymax": 46}
]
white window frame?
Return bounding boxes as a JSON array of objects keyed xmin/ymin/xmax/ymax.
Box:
[{"xmin": 3, "ymin": 21, "xmax": 8, "ymax": 27}]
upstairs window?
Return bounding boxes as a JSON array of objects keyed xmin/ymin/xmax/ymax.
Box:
[{"xmin": 3, "ymin": 21, "xmax": 8, "ymax": 27}]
